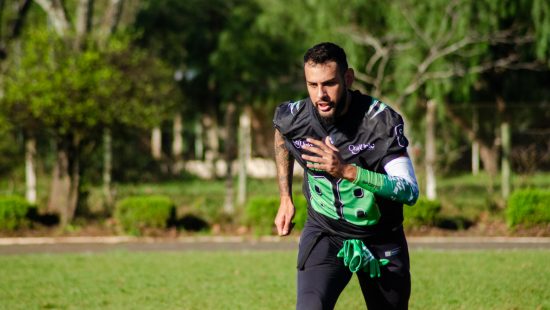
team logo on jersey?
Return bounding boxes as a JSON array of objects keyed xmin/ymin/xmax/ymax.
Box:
[
  {"xmin": 348, "ymin": 143, "xmax": 375, "ymax": 155},
  {"xmin": 293, "ymin": 139, "xmax": 313, "ymax": 149},
  {"xmin": 394, "ymin": 124, "xmax": 408, "ymax": 147},
  {"xmin": 367, "ymin": 99, "xmax": 387, "ymax": 119},
  {"xmin": 289, "ymin": 101, "xmax": 302, "ymax": 115}
]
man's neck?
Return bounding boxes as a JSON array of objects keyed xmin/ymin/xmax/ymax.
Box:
[{"xmin": 337, "ymin": 90, "xmax": 352, "ymax": 118}]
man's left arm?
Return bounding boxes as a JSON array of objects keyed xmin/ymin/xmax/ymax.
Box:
[
  {"xmin": 301, "ymin": 137, "xmax": 419, "ymax": 206},
  {"xmin": 352, "ymin": 156, "xmax": 419, "ymax": 206}
]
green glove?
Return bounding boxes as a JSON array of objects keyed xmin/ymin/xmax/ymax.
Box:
[{"xmin": 337, "ymin": 239, "xmax": 390, "ymax": 278}]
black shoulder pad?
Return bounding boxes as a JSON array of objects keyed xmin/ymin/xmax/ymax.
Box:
[{"xmin": 273, "ymin": 99, "xmax": 307, "ymax": 135}]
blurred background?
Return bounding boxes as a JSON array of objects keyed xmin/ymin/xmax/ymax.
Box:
[{"xmin": 0, "ymin": 0, "xmax": 549, "ymax": 235}]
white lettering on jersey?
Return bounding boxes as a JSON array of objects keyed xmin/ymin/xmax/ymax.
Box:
[
  {"xmin": 348, "ymin": 143, "xmax": 375, "ymax": 155},
  {"xmin": 293, "ymin": 139, "xmax": 313, "ymax": 149}
]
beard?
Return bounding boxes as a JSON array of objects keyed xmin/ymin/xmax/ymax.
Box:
[{"xmin": 314, "ymin": 90, "xmax": 347, "ymax": 127}]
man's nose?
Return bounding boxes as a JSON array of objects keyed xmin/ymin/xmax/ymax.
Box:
[{"xmin": 317, "ymin": 86, "xmax": 327, "ymax": 99}]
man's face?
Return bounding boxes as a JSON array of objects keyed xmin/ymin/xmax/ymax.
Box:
[{"xmin": 304, "ymin": 61, "xmax": 353, "ymax": 124}]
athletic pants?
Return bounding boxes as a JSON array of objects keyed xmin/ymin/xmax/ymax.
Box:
[{"xmin": 296, "ymin": 223, "xmax": 411, "ymax": 310}]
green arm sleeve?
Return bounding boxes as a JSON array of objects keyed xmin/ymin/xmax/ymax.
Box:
[{"xmin": 352, "ymin": 166, "xmax": 419, "ymax": 206}]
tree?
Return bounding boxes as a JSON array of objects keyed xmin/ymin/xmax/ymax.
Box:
[
  {"xmin": 2, "ymin": 25, "xmax": 177, "ymax": 225},
  {"xmin": 208, "ymin": 0, "xmax": 301, "ymax": 211},
  {"xmin": 0, "ymin": 0, "xmax": 38, "ymax": 203},
  {"xmin": 345, "ymin": 0, "xmax": 550, "ymax": 199}
]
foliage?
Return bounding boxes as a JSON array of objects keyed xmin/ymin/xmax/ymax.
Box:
[
  {"xmin": 1, "ymin": 28, "xmax": 179, "ymax": 223},
  {"xmin": 0, "ymin": 121, "xmax": 21, "ymax": 176},
  {"xmin": 114, "ymin": 195, "xmax": 175, "ymax": 235},
  {"xmin": 403, "ymin": 198, "xmax": 442, "ymax": 228},
  {"xmin": 209, "ymin": 0, "xmax": 298, "ymax": 105},
  {"xmin": 0, "ymin": 196, "xmax": 36, "ymax": 230},
  {"xmin": 135, "ymin": 0, "xmax": 231, "ymax": 115},
  {"xmin": 506, "ymin": 188, "xmax": 550, "ymax": 228},
  {"xmin": 2, "ymin": 30, "xmax": 177, "ymax": 135},
  {"xmin": 244, "ymin": 195, "xmax": 307, "ymax": 235}
]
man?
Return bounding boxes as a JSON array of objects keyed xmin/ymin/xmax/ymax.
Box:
[{"xmin": 273, "ymin": 42, "xmax": 419, "ymax": 310}]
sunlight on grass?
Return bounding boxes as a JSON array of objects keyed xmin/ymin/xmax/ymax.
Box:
[{"xmin": 0, "ymin": 249, "xmax": 548, "ymax": 309}]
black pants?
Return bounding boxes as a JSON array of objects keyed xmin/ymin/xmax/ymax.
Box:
[{"xmin": 296, "ymin": 224, "xmax": 411, "ymax": 310}]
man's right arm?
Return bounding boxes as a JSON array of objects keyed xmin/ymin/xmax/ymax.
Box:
[{"xmin": 274, "ymin": 128, "xmax": 295, "ymax": 236}]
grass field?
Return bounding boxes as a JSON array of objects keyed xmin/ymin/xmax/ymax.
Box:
[{"xmin": 1, "ymin": 249, "xmax": 549, "ymax": 309}]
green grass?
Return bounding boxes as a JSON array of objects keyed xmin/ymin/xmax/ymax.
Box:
[{"xmin": 0, "ymin": 250, "xmax": 548, "ymax": 309}]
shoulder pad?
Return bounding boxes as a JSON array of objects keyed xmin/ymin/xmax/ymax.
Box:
[
  {"xmin": 273, "ymin": 99, "xmax": 307, "ymax": 134},
  {"xmin": 366, "ymin": 98, "xmax": 403, "ymax": 124}
]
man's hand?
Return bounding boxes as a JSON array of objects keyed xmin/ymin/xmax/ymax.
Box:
[
  {"xmin": 274, "ymin": 197, "xmax": 295, "ymax": 236},
  {"xmin": 302, "ymin": 137, "xmax": 356, "ymax": 180}
]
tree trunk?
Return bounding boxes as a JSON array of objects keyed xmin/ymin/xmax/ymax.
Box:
[
  {"xmin": 501, "ymin": 121, "xmax": 511, "ymax": 199},
  {"xmin": 497, "ymin": 95, "xmax": 511, "ymax": 199},
  {"xmin": 238, "ymin": 107, "xmax": 252, "ymax": 206},
  {"xmin": 425, "ymin": 99, "xmax": 437, "ymax": 200},
  {"xmin": 223, "ymin": 103, "xmax": 237, "ymax": 214},
  {"xmin": 151, "ymin": 126, "xmax": 162, "ymax": 160},
  {"xmin": 48, "ymin": 141, "xmax": 80, "ymax": 226},
  {"xmin": 250, "ymin": 107, "xmax": 271, "ymax": 157},
  {"xmin": 172, "ymin": 113, "xmax": 184, "ymax": 174},
  {"xmin": 471, "ymin": 107, "xmax": 480, "ymax": 175},
  {"xmin": 202, "ymin": 112, "xmax": 219, "ymax": 178},
  {"xmin": 25, "ymin": 136, "xmax": 37, "ymax": 204},
  {"xmin": 68, "ymin": 154, "xmax": 80, "ymax": 223},
  {"xmin": 74, "ymin": 0, "xmax": 93, "ymax": 50},
  {"xmin": 194, "ymin": 120, "xmax": 204, "ymax": 160},
  {"xmin": 102, "ymin": 128, "xmax": 113, "ymax": 208},
  {"xmin": 33, "ymin": 0, "xmax": 71, "ymax": 37},
  {"xmin": 443, "ymin": 101, "xmax": 499, "ymax": 179}
]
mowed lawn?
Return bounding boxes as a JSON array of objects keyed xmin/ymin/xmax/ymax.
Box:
[{"xmin": 0, "ymin": 250, "xmax": 549, "ymax": 309}]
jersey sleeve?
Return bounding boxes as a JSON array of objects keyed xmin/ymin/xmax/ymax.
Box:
[
  {"xmin": 273, "ymin": 100, "xmax": 306, "ymax": 135},
  {"xmin": 380, "ymin": 109, "xmax": 409, "ymax": 168},
  {"xmin": 273, "ymin": 100, "xmax": 305, "ymax": 136}
]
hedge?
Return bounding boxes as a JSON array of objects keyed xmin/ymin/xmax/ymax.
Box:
[
  {"xmin": 114, "ymin": 195, "xmax": 175, "ymax": 235},
  {"xmin": 0, "ymin": 196, "xmax": 36, "ymax": 231},
  {"xmin": 403, "ymin": 198, "xmax": 442, "ymax": 228},
  {"xmin": 506, "ymin": 188, "xmax": 550, "ymax": 228},
  {"xmin": 245, "ymin": 195, "xmax": 308, "ymax": 235}
]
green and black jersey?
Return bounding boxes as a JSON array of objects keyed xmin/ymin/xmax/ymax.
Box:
[{"xmin": 273, "ymin": 90, "xmax": 410, "ymax": 238}]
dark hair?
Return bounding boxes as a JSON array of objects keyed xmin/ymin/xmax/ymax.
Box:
[{"xmin": 303, "ymin": 42, "xmax": 348, "ymax": 75}]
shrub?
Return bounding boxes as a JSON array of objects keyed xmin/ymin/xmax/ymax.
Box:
[
  {"xmin": 114, "ymin": 195, "xmax": 175, "ymax": 235},
  {"xmin": 293, "ymin": 195, "xmax": 308, "ymax": 231},
  {"xmin": 0, "ymin": 196, "xmax": 36, "ymax": 230},
  {"xmin": 506, "ymin": 189, "xmax": 550, "ymax": 228},
  {"xmin": 245, "ymin": 195, "xmax": 308, "ymax": 235},
  {"xmin": 403, "ymin": 198, "xmax": 442, "ymax": 228}
]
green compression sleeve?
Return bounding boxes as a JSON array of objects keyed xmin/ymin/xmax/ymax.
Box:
[{"xmin": 353, "ymin": 166, "xmax": 419, "ymax": 206}]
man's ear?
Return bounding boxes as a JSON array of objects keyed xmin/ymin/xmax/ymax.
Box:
[{"xmin": 344, "ymin": 68, "xmax": 355, "ymax": 87}]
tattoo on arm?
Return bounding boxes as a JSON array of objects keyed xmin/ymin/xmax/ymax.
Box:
[{"xmin": 274, "ymin": 129, "xmax": 294, "ymax": 197}]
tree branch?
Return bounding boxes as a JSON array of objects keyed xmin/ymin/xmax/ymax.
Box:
[
  {"xmin": 97, "ymin": 0, "xmax": 123, "ymax": 44},
  {"xmin": 435, "ymin": 0, "xmax": 460, "ymax": 47},
  {"xmin": 398, "ymin": 2, "xmax": 432, "ymax": 46},
  {"xmin": 74, "ymin": 0, "xmax": 93, "ymax": 50},
  {"xmin": 9, "ymin": 0, "xmax": 32, "ymax": 39},
  {"xmin": 33, "ymin": 0, "xmax": 70, "ymax": 37}
]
